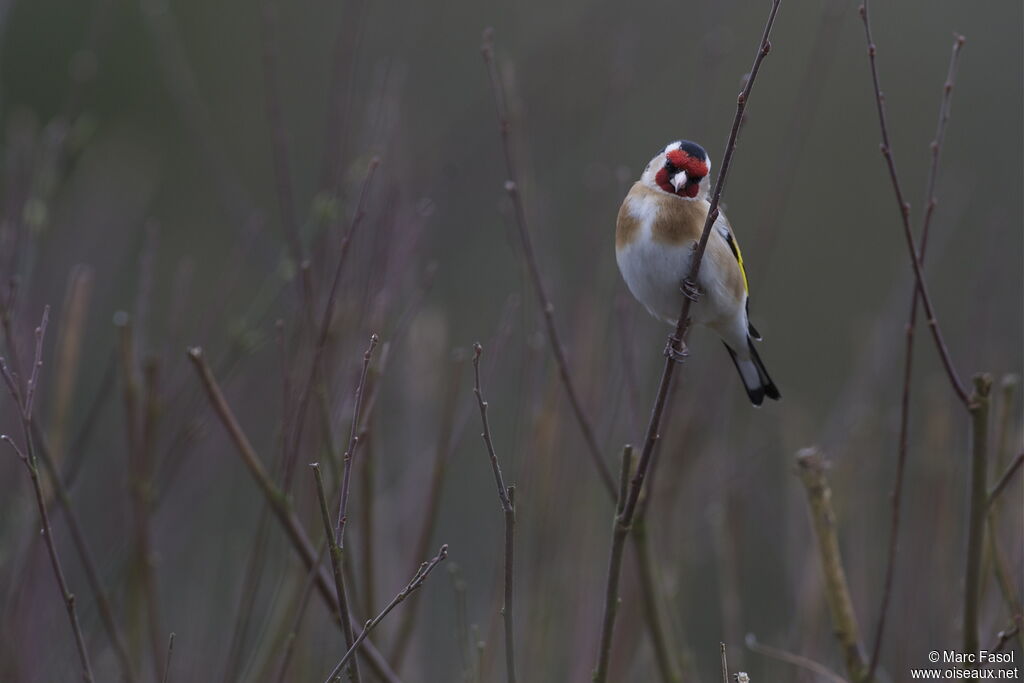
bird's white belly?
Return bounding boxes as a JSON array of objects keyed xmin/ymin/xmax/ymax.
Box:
[{"xmin": 616, "ymin": 230, "xmax": 738, "ymax": 331}]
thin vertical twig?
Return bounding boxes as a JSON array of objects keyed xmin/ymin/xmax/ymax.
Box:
[
  {"xmin": 796, "ymin": 449, "xmax": 867, "ymax": 682},
  {"xmin": 480, "ymin": 30, "xmax": 615, "ymax": 496},
  {"xmin": 335, "ymin": 334, "xmax": 380, "ymax": 549},
  {"xmin": 963, "ymin": 374, "xmax": 992, "ymax": 656},
  {"xmin": 867, "ymin": 35, "xmax": 965, "ymax": 679},
  {"xmin": 592, "ymin": 3, "xmax": 782, "ymax": 678},
  {"xmin": 161, "ymin": 632, "xmax": 176, "ymax": 683},
  {"xmin": 720, "ymin": 642, "xmax": 729, "ymax": 683},
  {"xmin": 593, "ymin": 445, "xmax": 634, "ymax": 682},
  {"xmin": 472, "ymin": 344, "xmax": 517, "ymax": 683},
  {"xmin": 1, "ymin": 307, "xmax": 94, "ymax": 682},
  {"xmin": 313, "ymin": 463, "xmax": 361, "ymax": 683},
  {"xmin": 322, "ymin": 545, "xmax": 449, "ymax": 683},
  {"xmin": 857, "ymin": 1, "xmax": 968, "ymax": 406},
  {"xmin": 30, "ymin": 426, "xmax": 137, "ymax": 683},
  {"xmin": 286, "ymin": 159, "xmax": 379, "ymax": 488}
]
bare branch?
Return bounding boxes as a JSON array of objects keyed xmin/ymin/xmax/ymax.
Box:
[
  {"xmin": 868, "ymin": 34, "xmax": 966, "ymax": 679},
  {"xmin": 592, "ymin": 445, "xmax": 634, "ymax": 683},
  {"xmin": 1, "ymin": 306, "xmax": 94, "ymax": 682},
  {"xmin": 323, "ymin": 546, "xmax": 449, "ymax": 683},
  {"xmin": 472, "ymin": 344, "xmax": 517, "ymax": 683},
  {"xmin": 858, "ymin": 2, "xmax": 968, "ymax": 405},
  {"xmin": 336, "ymin": 333, "xmax": 380, "ymax": 548},
  {"xmin": 23, "ymin": 304, "xmax": 49, "ymax": 417},
  {"xmin": 313, "ymin": 463, "xmax": 362, "ymax": 683}
]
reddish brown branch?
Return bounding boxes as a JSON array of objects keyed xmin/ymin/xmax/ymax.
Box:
[
  {"xmin": 868, "ymin": 34, "xmax": 965, "ymax": 680},
  {"xmin": 858, "ymin": 2, "xmax": 968, "ymax": 405}
]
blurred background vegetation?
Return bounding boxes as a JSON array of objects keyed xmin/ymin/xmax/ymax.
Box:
[{"xmin": 0, "ymin": 0, "xmax": 1020, "ymax": 680}]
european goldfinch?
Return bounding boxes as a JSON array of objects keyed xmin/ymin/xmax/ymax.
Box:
[{"xmin": 615, "ymin": 140, "xmax": 780, "ymax": 405}]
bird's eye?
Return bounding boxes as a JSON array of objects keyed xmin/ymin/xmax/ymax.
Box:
[{"xmin": 664, "ymin": 160, "xmax": 678, "ymax": 174}]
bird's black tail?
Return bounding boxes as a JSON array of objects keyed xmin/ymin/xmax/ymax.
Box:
[{"xmin": 723, "ymin": 339, "xmax": 780, "ymax": 407}]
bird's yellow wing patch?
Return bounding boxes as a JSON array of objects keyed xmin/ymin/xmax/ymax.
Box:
[{"xmin": 721, "ymin": 228, "xmax": 749, "ymax": 294}]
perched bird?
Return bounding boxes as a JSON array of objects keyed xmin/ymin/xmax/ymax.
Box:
[{"xmin": 615, "ymin": 139, "xmax": 780, "ymax": 405}]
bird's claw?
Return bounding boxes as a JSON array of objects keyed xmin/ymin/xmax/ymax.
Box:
[
  {"xmin": 680, "ymin": 278, "xmax": 701, "ymax": 302},
  {"xmin": 663, "ymin": 335, "xmax": 688, "ymax": 363}
]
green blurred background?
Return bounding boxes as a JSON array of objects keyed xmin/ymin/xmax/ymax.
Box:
[{"xmin": 0, "ymin": 0, "xmax": 1021, "ymax": 680}]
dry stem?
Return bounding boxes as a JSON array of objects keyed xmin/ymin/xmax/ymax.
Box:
[
  {"xmin": 472, "ymin": 344, "xmax": 517, "ymax": 683},
  {"xmin": 796, "ymin": 449, "xmax": 867, "ymax": 682},
  {"xmin": 963, "ymin": 374, "xmax": 992, "ymax": 655}
]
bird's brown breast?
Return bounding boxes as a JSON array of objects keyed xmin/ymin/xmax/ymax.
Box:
[{"xmin": 615, "ymin": 183, "xmax": 709, "ymax": 250}]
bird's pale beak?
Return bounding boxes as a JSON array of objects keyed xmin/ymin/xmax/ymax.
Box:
[{"xmin": 671, "ymin": 171, "xmax": 689, "ymax": 192}]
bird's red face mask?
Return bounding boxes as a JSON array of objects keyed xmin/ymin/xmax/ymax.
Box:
[{"xmin": 655, "ymin": 149, "xmax": 709, "ymax": 198}]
